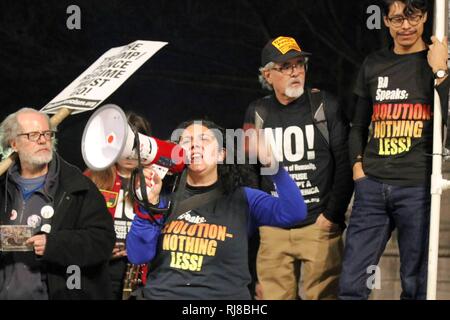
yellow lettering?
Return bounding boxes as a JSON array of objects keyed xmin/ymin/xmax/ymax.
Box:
[
  {"xmin": 397, "ymin": 137, "xmax": 407, "ymax": 153},
  {"xmin": 188, "ymin": 254, "xmax": 199, "ymax": 271},
  {"xmin": 185, "ymin": 236, "xmax": 196, "ymax": 252},
  {"xmin": 187, "ymin": 224, "xmax": 198, "ymax": 236},
  {"xmin": 208, "ymin": 224, "xmax": 218, "ymax": 239},
  {"xmin": 178, "ymin": 235, "xmax": 186, "ymax": 251},
  {"xmin": 216, "ymin": 226, "xmax": 227, "ymax": 241},
  {"xmin": 169, "ymin": 234, "xmax": 178, "ymax": 251},
  {"xmin": 207, "ymin": 240, "xmax": 217, "ymax": 256},
  {"xmin": 413, "ymin": 121, "xmax": 423, "ymax": 138},
  {"xmin": 162, "ymin": 234, "xmax": 171, "ymax": 250},
  {"xmin": 181, "ymin": 253, "xmax": 190, "ymax": 270},
  {"xmin": 170, "ymin": 251, "xmax": 177, "ymax": 267},
  {"xmin": 180, "ymin": 222, "xmax": 189, "ymax": 235},
  {"xmin": 390, "ymin": 138, "xmax": 398, "ymax": 155},
  {"xmin": 198, "ymin": 238, "xmax": 209, "ymax": 255}
]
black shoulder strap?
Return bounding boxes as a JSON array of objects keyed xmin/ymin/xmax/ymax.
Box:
[
  {"xmin": 253, "ymin": 96, "xmax": 272, "ymax": 129},
  {"xmin": 172, "ymin": 187, "xmax": 223, "ymax": 215},
  {"xmin": 254, "ymin": 92, "xmax": 329, "ymax": 145},
  {"xmin": 307, "ymin": 88, "xmax": 329, "ymax": 145}
]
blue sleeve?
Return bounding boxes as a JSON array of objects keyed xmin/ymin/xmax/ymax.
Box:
[
  {"xmin": 126, "ymin": 215, "xmax": 161, "ymax": 264},
  {"xmin": 245, "ymin": 166, "xmax": 307, "ymax": 233},
  {"xmin": 126, "ymin": 198, "xmax": 168, "ymax": 265}
]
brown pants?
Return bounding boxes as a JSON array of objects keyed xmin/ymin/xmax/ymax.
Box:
[{"xmin": 257, "ymin": 224, "xmax": 343, "ymax": 300}]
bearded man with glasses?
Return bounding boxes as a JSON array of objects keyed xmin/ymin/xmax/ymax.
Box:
[
  {"xmin": 0, "ymin": 107, "xmax": 115, "ymax": 299},
  {"xmin": 340, "ymin": 0, "xmax": 449, "ymax": 300},
  {"xmin": 243, "ymin": 36, "xmax": 353, "ymax": 300}
]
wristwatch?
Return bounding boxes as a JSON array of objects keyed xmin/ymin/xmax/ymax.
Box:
[{"xmin": 434, "ymin": 69, "xmax": 448, "ymax": 79}]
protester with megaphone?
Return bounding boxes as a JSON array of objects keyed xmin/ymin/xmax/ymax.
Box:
[
  {"xmin": 84, "ymin": 111, "xmax": 152, "ymax": 300},
  {"xmin": 125, "ymin": 119, "xmax": 308, "ymax": 300},
  {"xmin": 0, "ymin": 107, "xmax": 115, "ymax": 300}
]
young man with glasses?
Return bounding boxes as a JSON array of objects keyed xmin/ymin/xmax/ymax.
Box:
[
  {"xmin": 243, "ymin": 36, "xmax": 353, "ymax": 299},
  {"xmin": 339, "ymin": 0, "xmax": 449, "ymax": 299},
  {"xmin": 0, "ymin": 108, "xmax": 115, "ymax": 299}
]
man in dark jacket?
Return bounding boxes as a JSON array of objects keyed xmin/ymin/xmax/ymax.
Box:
[
  {"xmin": 243, "ymin": 36, "xmax": 353, "ymax": 299},
  {"xmin": 0, "ymin": 107, "xmax": 115, "ymax": 299}
]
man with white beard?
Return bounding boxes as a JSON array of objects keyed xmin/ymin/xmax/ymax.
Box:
[
  {"xmin": 243, "ymin": 36, "xmax": 353, "ymax": 300},
  {"xmin": 0, "ymin": 108, "xmax": 115, "ymax": 299}
]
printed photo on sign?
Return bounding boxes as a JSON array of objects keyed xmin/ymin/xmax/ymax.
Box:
[{"xmin": 0, "ymin": 225, "xmax": 33, "ymax": 252}]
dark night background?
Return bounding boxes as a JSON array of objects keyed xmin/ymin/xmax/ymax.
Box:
[{"xmin": 0, "ymin": 0, "xmax": 435, "ymax": 169}]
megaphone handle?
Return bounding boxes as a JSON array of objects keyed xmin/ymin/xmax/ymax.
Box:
[
  {"xmin": 0, "ymin": 107, "xmax": 74, "ymax": 176},
  {"xmin": 49, "ymin": 107, "xmax": 73, "ymax": 127},
  {"xmin": 0, "ymin": 154, "xmax": 17, "ymax": 176}
]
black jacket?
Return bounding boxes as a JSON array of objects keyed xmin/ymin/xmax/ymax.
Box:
[{"xmin": 0, "ymin": 154, "xmax": 115, "ymax": 300}]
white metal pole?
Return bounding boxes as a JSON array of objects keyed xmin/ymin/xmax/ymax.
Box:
[{"xmin": 427, "ymin": 0, "xmax": 448, "ymax": 301}]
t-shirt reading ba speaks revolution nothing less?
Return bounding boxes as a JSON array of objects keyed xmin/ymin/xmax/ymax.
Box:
[{"xmin": 353, "ymin": 48, "xmax": 449, "ymax": 186}]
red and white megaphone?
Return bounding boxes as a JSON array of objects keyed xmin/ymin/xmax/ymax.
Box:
[{"xmin": 81, "ymin": 104, "xmax": 186, "ymax": 176}]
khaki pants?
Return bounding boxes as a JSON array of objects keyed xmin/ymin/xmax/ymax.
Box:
[{"xmin": 257, "ymin": 224, "xmax": 343, "ymax": 300}]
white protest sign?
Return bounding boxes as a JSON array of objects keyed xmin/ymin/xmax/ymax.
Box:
[{"xmin": 41, "ymin": 40, "xmax": 167, "ymax": 114}]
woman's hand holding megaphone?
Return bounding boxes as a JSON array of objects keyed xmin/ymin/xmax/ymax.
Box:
[{"xmin": 135, "ymin": 166, "xmax": 162, "ymax": 205}]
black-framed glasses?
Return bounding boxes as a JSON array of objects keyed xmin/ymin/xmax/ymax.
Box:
[
  {"xmin": 272, "ymin": 59, "xmax": 308, "ymax": 75},
  {"xmin": 17, "ymin": 130, "xmax": 56, "ymax": 142},
  {"xmin": 387, "ymin": 14, "xmax": 423, "ymax": 27}
]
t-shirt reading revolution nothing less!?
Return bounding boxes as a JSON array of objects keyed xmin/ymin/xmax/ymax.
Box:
[{"xmin": 352, "ymin": 48, "xmax": 449, "ymax": 186}]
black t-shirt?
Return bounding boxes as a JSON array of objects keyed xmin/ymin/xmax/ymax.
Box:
[
  {"xmin": 109, "ymin": 175, "xmax": 134, "ymax": 299},
  {"xmin": 244, "ymin": 94, "xmax": 334, "ymax": 227},
  {"xmin": 113, "ymin": 176, "xmax": 134, "ymax": 243},
  {"xmin": 353, "ymin": 48, "xmax": 438, "ymax": 186},
  {"xmin": 143, "ymin": 184, "xmax": 251, "ymax": 300}
]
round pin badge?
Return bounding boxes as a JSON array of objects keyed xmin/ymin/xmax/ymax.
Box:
[
  {"xmin": 40, "ymin": 205, "xmax": 54, "ymax": 219},
  {"xmin": 27, "ymin": 215, "xmax": 42, "ymax": 228},
  {"xmin": 41, "ymin": 224, "xmax": 52, "ymax": 234},
  {"xmin": 10, "ymin": 209, "xmax": 18, "ymax": 221}
]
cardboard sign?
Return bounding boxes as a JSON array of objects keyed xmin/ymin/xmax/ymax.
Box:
[{"xmin": 41, "ymin": 40, "xmax": 168, "ymax": 114}]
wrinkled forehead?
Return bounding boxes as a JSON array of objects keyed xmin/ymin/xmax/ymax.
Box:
[{"xmin": 17, "ymin": 112, "xmax": 50, "ymax": 131}]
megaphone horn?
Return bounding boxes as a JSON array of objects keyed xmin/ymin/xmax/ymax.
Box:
[{"xmin": 81, "ymin": 104, "xmax": 185, "ymax": 173}]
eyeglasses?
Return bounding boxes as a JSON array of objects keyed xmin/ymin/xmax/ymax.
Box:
[
  {"xmin": 272, "ymin": 59, "xmax": 308, "ymax": 75},
  {"xmin": 17, "ymin": 130, "xmax": 56, "ymax": 142},
  {"xmin": 387, "ymin": 14, "xmax": 423, "ymax": 27}
]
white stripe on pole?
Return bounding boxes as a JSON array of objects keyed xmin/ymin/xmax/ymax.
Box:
[{"xmin": 427, "ymin": 0, "xmax": 448, "ymax": 301}]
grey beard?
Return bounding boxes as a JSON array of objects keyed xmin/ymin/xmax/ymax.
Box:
[
  {"xmin": 22, "ymin": 151, "xmax": 53, "ymax": 167},
  {"xmin": 285, "ymin": 86, "xmax": 304, "ymax": 99}
]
